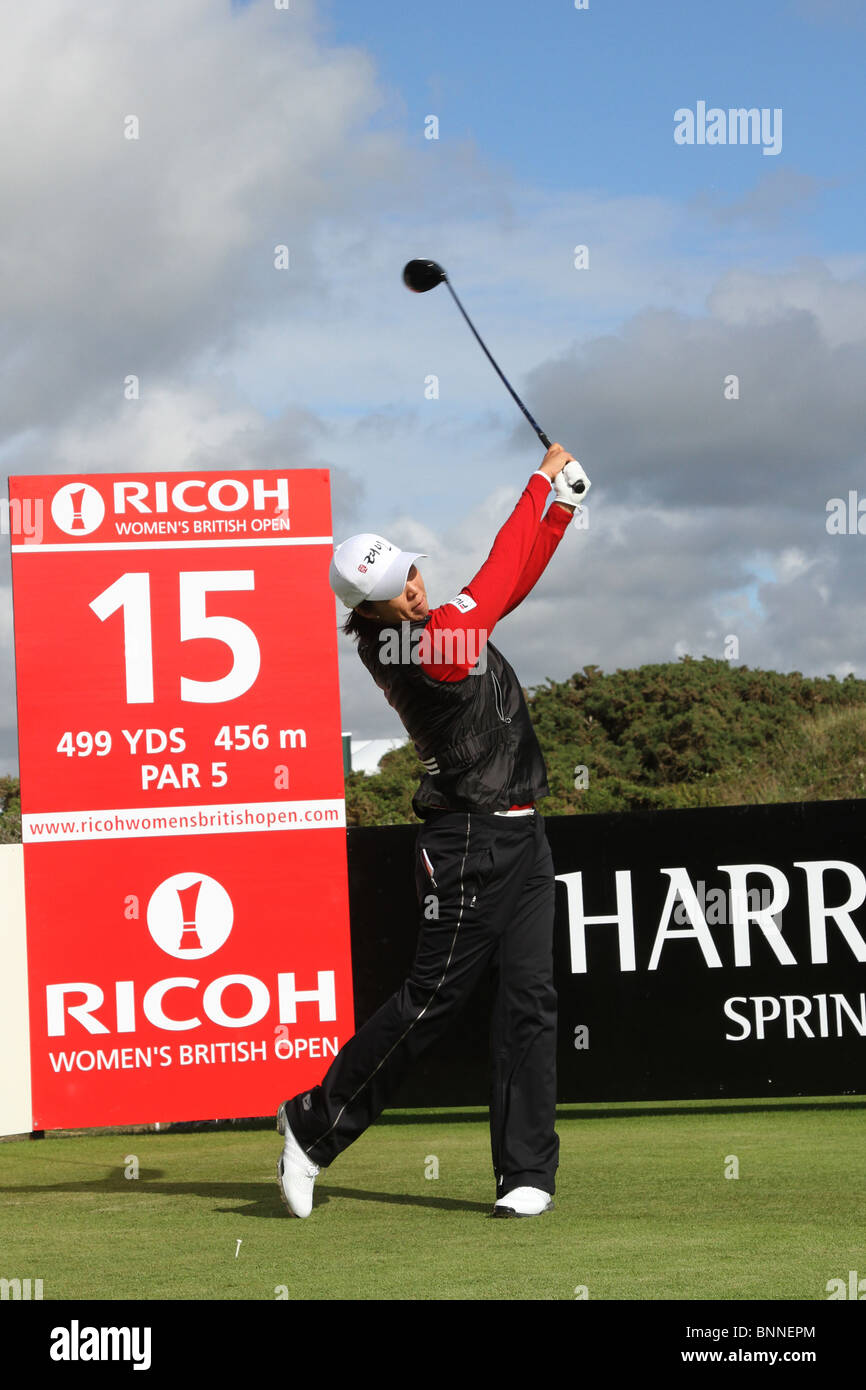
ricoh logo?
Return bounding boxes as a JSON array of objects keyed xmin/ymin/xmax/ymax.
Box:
[
  {"xmin": 46, "ymin": 970, "xmax": 336, "ymax": 1038},
  {"xmin": 147, "ymin": 871, "xmax": 233, "ymax": 960},
  {"xmin": 45, "ymin": 870, "xmax": 336, "ymax": 1037},
  {"xmin": 51, "ymin": 483, "xmax": 106, "ymax": 536},
  {"xmin": 112, "ymin": 476, "xmax": 289, "ymax": 515},
  {"xmin": 49, "ymin": 477, "xmax": 290, "ymax": 534}
]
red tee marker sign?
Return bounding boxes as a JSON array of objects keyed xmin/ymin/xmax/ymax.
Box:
[{"xmin": 8, "ymin": 470, "xmax": 353, "ymax": 1129}]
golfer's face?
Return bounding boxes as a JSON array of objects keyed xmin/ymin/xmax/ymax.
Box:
[{"xmin": 369, "ymin": 565, "xmax": 428, "ymax": 623}]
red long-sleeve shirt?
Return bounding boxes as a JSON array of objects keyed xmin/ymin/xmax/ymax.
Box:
[{"xmin": 419, "ymin": 472, "xmax": 572, "ymax": 681}]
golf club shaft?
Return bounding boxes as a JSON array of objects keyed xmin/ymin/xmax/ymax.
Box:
[{"xmin": 443, "ymin": 280, "xmax": 552, "ymax": 450}]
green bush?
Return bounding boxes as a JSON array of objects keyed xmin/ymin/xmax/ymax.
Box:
[
  {"xmin": 345, "ymin": 658, "xmax": 866, "ymax": 825},
  {"xmin": 0, "ymin": 775, "xmax": 21, "ymax": 844}
]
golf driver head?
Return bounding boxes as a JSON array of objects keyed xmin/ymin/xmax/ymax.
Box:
[{"xmin": 403, "ymin": 259, "xmax": 447, "ymax": 293}]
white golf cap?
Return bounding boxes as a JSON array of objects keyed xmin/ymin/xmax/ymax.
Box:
[{"xmin": 329, "ymin": 533, "xmax": 427, "ymax": 609}]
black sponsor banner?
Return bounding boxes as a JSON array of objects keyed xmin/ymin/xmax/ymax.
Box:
[{"xmin": 347, "ymin": 800, "xmax": 866, "ymax": 1104}]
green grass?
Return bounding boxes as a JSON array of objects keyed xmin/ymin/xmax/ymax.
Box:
[{"xmin": 1, "ymin": 1098, "xmax": 864, "ymax": 1301}]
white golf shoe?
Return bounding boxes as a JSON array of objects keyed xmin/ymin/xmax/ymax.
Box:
[
  {"xmin": 492, "ymin": 1186, "xmax": 554, "ymax": 1218},
  {"xmin": 276, "ymin": 1102, "xmax": 320, "ymax": 1219}
]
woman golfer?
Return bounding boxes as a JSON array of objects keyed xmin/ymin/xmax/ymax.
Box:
[{"xmin": 277, "ymin": 443, "xmax": 588, "ymax": 1218}]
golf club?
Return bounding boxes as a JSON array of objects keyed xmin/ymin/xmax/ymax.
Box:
[{"xmin": 403, "ymin": 258, "xmax": 587, "ymax": 498}]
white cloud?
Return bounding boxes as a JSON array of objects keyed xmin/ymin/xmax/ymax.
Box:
[
  {"xmin": 708, "ymin": 260, "xmax": 866, "ymax": 349},
  {"xmin": 0, "ymin": 0, "xmax": 404, "ymax": 433},
  {"xmin": 3, "ymin": 4, "xmax": 866, "ymax": 770}
]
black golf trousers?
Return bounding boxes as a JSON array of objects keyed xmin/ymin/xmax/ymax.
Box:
[{"xmin": 283, "ymin": 809, "xmax": 559, "ymax": 1198}]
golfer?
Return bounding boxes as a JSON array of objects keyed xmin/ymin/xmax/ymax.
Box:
[{"xmin": 277, "ymin": 443, "xmax": 588, "ymax": 1218}]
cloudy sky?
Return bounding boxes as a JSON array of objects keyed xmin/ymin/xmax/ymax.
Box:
[{"xmin": 2, "ymin": 0, "xmax": 865, "ymax": 768}]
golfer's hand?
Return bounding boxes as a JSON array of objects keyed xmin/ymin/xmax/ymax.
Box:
[
  {"xmin": 553, "ymin": 459, "xmax": 591, "ymax": 510},
  {"xmin": 538, "ymin": 443, "xmax": 574, "ymax": 480}
]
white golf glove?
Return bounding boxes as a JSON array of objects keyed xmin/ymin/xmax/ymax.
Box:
[{"xmin": 553, "ymin": 459, "xmax": 591, "ymax": 509}]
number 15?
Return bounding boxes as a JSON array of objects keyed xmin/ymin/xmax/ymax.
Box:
[{"xmin": 90, "ymin": 571, "xmax": 260, "ymax": 704}]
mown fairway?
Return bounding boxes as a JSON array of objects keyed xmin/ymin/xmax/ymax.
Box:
[{"xmin": 1, "ymin": 1098, "xmax": 863, "ymax": 1301}]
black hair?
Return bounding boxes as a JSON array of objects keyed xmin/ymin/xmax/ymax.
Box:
[{"xmin": 342, "ymin": 604, "xmax": 382, "ymax": 645}]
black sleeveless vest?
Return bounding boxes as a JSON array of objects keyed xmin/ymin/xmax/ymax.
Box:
[{"xmin": 357, "ymin": 619, "xmax": 550, "ymax": 816}]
